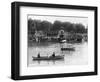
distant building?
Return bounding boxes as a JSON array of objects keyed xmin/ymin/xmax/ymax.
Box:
[{"xmin": 58, "ymin": 29, "xmax": 65, "ymax": 39}]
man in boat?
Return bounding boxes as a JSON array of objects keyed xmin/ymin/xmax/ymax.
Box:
[
  {"xmin": 52, "ymin": 52, "xmax": 55, "ymax": 57},
  {"xmin": 37, "ymin": 53, "xmax": 40, "ymax": 58}
]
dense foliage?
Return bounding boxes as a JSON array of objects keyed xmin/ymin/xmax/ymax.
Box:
[{"xmin": 28, "ymin": 19, "xmax": 87, "ymax": 34}]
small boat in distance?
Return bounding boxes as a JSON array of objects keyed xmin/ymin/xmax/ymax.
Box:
[
  {"xmin": 61, "ymin": 44, "xmax": 75, "ymax": 51},
  {"xmin": 61, "ymin": 47, "xmax": 75, "ymax": 51},
  {"xmin": 32, "ymin": 53, "xmax": 64, "ymax": 61}
]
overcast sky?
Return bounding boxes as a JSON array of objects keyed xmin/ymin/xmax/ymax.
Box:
[{"xmin": 28, "ymin": 15, "xmax": 88, "ymax": 28}]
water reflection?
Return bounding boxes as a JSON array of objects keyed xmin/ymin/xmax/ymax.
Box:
[{"xmin": 32, "ymin": 59, "xmax": 64, "ymax": 65}]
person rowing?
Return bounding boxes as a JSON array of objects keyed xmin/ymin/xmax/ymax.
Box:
[
  {"xmin": 52, "ymin": 52, "xmax": 55, "ymax": 57},
  {"xmin": 37, "ymin": 53, "xmax": 40, "ymax": 58}
]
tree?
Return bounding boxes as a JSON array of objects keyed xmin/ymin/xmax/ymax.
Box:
[
  {"xmin": 28, "ymin": 19, "xmax": 35, "ymax": 34},
  {"xmin": 74, "ymin": 23, "xmax": 86, "ymax": 33},
  {"xmin": 51, "ymin": 20, "xmax": 62, "ymax": 31},
  {"xmin": 41, "ymin": 21, "xmax": 52, "ymax": 32}
]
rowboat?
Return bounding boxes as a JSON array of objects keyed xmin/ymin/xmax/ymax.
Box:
[
  {"xmin": 61, "ymin": 47, "xmax": 75, "ymax": 51},
  {"xmin": 32, "ymin": 55, "xmax": 64, "ymax": 61}
]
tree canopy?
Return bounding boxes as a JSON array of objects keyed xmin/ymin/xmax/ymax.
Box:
[{"xmin": 28, "ymin": 19, "xmax": 87, "ymax": 34}]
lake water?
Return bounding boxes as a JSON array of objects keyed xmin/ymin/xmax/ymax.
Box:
[{"xmin": 28, "ymin": 42, "xmax": 88, "ymax": 67}]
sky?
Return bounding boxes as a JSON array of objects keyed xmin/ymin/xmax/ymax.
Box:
[{"xmin": 28, "ymin": 14, "xmax": 88, "ymax": 28}]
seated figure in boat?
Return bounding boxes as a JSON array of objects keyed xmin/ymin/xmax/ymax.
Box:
[
  {"xmin": 52, "ymin": 52, "xmax": 55, "ymax": 57},
  {"xmin": 37, "ymin": 53, "xmax": 40, "ymax": 58}
]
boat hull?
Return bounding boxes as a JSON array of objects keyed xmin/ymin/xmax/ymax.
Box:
[
  {"xmin": 32, "ymin": 55, "xmax": 64, "ymax": 61},
  {"xmin": 61, "ymin": 47, "xmax": 75, "ymax": 51}
]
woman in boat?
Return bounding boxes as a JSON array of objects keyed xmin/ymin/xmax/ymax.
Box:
[
  {"xmin": 52, "ymin": 52, "xmax": 55, "ymax": 57},
  {"xmin": 37, "ymin": 53, "xmax": 40, "ymax": 58}
]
